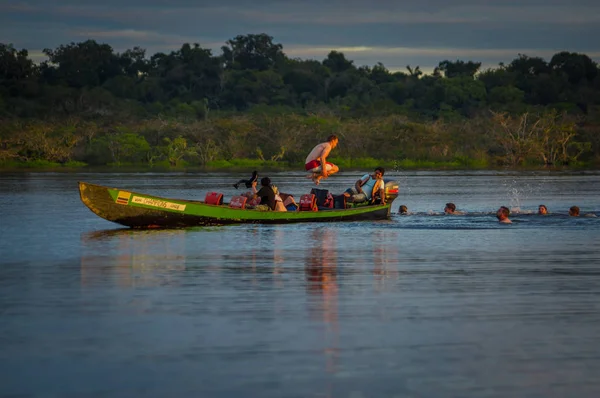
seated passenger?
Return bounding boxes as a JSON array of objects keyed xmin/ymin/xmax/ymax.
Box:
[
  {"xmin": 252, "ymin": 177, "xmax": 287, "ymax": 211},
  {"xmin": 274, "ymin": 194, "xmax": 287, "ymax": 212},
  {"xmin": 342, "ymin": 167, "xmax": 386, "ymax": 205},
  {"xmin": 250, "ymin": 177, "xmax": 277, "ymax": 211},
  {"xmin": 280, "ymin": 193, "xmax": 298, "ymax": 211}
]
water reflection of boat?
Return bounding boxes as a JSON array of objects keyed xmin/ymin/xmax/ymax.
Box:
[
  {"xmin": 372, "ymin": 230, "xmax": 401, "ymax": 293},
  {"xmin": 82, "ymin": 228, "xmax": 143, "ymax": 241},
  {"xmin": 305, "ymin": 228, "xmax": 340, "ymax": 374},
  {"xmin": 79, "ymin": 181, "xmax": 399, "ymax": 228},
  {"xmin": 303, "ymin": 228, "xmax": 402, "ymax": 379},
  {"xmin": 80, "ymin": 228, "xmax": 187, "ymax": 288}
]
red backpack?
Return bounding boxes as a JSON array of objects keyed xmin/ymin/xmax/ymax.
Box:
[
  {"xmin": 205, "ymin": 192, "xmax": 224, "ymax": 205},
  {"xmin": 299, "ymin": 194, "xmax": 317, "ymax": 211},
  {"xmin": 229, "ymin": 195, "xmax": 247, "ymax": 209}
]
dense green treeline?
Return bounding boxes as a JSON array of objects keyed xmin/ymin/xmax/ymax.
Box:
[{"xmin": 1, "ymin": 33, "xmax": 600, "ymax": 169}]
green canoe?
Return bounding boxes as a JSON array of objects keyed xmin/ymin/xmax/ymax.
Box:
[{"xmin": 79, "ymin": 181, "xmax": 399, "ymax": 228}]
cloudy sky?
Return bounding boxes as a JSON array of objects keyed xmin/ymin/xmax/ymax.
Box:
[{"xmin": 2, "ymin": 0, "xmax": 599, "ymax": 73}]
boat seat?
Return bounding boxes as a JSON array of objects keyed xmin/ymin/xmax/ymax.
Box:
[
  {"xmin": 205, "ymin": 191, "xmax": 224, "ymax": 205},
  {"xmin": 229, "ymin": 195, "xmax": 247, "ymax": 209}
]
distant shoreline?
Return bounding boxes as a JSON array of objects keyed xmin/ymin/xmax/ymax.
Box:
[{"xmin": 1, "ymin": 160, "xmax": 597, "ymax": 173}]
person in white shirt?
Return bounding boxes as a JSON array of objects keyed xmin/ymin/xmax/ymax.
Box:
[{"xmin": 342, "ymin": 167, "xmax": 386, "ymax": 205}]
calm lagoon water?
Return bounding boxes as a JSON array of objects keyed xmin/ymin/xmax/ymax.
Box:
[{"xmin": 1, "ymin": 170, "xmax": 599, "ymax": 397}]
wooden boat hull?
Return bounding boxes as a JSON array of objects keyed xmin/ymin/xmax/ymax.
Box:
[{"xmin": 79, "ymin": 182, "xmax": 395, "ymax": 228}]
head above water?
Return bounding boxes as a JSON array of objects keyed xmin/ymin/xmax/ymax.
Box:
[
  {"xmin": 569, "ymin": 206, "xmax": 580, "ymax": 216},
  {"xmin": 399, "ymin": 205, "xmax": 408, "ymax": 214},
  {"xmin": 496, "ymin": 206, "xmax": 510, "ymax": 220},
  {"xmin": 538, "ymin": 204, "xmax": 548, "ymax": 215},
  {"xmin": 445, "ymin": 203, "xmax": 456, "ymax": 213}
]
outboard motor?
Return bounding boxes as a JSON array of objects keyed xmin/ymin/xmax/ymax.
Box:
[{"xmin": 384, "ymin": 180, "xmax": 399, "ymax": 202}]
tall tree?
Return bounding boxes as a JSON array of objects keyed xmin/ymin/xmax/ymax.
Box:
[
  {"xmin": 507, "ymin": 54, "xmax": 549, "ymax": 76},
  {"xmin": 149, "ymin": 43, "xmax": 222, "ymax": 103},
  {"xmin": 369, "ymin": 62, "xmax": 394, "ymax": 84},
  {"xmin": 549, "ymin": 51, "xmax": 598, "ymax": 85},
  {"xmin": 221, "ymin": 34, "xmax": 285, "ymax": 71},
  {"xmin": 0, "ymin": 44, "xmax": 36, "ymax": 82},
  {"xmin": 41, "ymin": 40, "xmax": 121, "ymax": 88},
  {"xmin": 119, "ymin": 47, "xmax": 149, "ymax": 78},
  {"xmin": 436, "ymin": 60, "xmax": 482, "ymax": 78},
  {"xmin": 323, "ymin": 51, "xmax": 354, "ymax": 74},
  {"xmin": 406, "ymin": 65, "xmax": 422, "ymax": 78}
]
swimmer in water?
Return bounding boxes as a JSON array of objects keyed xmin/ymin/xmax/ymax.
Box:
[
  {"xmin": 496, "ymin": 206, "xmax": 512, "ymax": 224},
  {"xmin": 569, "ymin": 205, "xmax": 597, "ymax": 217},
  {"xmin": 444, "ymin": 203, "xmax": 456, "ymax": 214},
  {"xmin": 538, "ymin": 204, "xmax": 548, "ymax": 215},
  {"xmin": 444, "ymin": 202, "xmax": 464, "ymax": 215}
]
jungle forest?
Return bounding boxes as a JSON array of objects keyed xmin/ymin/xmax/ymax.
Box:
[{"xmin": 1, "ymin": 33, "xmax": 600, "ymax": 169}]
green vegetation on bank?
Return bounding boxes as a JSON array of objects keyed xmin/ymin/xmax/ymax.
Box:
[{"xmin": 1, "ymin": 34, "xmax": 600, "ymax": 170}]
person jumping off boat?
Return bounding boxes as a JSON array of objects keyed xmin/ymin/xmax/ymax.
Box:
[{"xmin": 305, "ymin": 135, "xmax": 339, "ymax": 185}]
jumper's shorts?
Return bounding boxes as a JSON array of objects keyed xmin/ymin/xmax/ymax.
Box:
[{"xmin": 305, "ymin": 160, "xmax": 335, "ymax": 173}]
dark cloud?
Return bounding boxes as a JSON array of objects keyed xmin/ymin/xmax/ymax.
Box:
[
  {"xmin": 2, "ymin": 0, "xmax": 599, "ymax": 69},
  {"xmin": 5, "ymin": 0, "xmax": 600, "ymax": 6}
]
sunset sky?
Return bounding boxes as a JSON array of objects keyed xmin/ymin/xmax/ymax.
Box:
[{"xmin": 2, "ymin": 0, "xmax": 599, "ymax": 73}]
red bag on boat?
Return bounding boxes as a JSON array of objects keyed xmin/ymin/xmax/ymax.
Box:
[
  {"xmin": 323, "ymin": 192, "xmax": 334, "ymax": 208},
  {"xmin": 247, "ymin": 197, "xmax": 261, "ymax": 207},
  {"xmin": 229, "ymin": 195, "xmax": 247, "ymax": 209},
  {"xmin": 205, "ymin": 192, "xmax": 224, "ymax": 205},
  {"xmin": 299, "ymin": 194, "xmax": 317, "ymax": 211}
]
